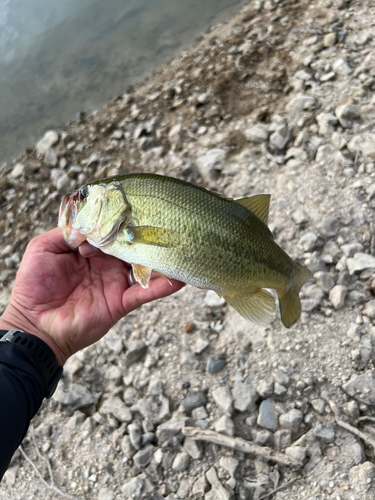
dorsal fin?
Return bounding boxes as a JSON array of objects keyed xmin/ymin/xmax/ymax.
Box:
[{"xmin": 235, "ymin": 194, "xmax": 271, "ymax": 224}]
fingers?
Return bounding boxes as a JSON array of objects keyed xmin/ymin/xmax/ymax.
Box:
[
  {"xmin": 79, "ymin": 241, "xmax": 100, "ymax": 258},
  {"xmin": 28, "ymin": 228, "xmax": 74, "ymax": 255},
  {"xmin": 122, "ymin": 277, "xmax": 185, "ymax": 315}
]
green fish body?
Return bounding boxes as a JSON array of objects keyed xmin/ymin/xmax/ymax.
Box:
[{"xmin": 58, "ymin": 173, "xmax": 310, "ymax": 327}]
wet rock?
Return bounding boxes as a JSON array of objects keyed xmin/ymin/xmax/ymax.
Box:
[
  {"xmin": 329, "ymin": 285, "xmax": 347, "ymax": 309},
  {"xmin": 36, "ymin": 130, "xmax": 59, "ymax": 155},
  {"xmin": 343, "ymin": 371, "xmax": 375, "ymax": 405},
  {"xmin": 233, "ymin": 378, "xmax": 258, "ymax": 412},
  {"xmin": 257, "ymin": 399, "xmax": 278, "ymax": 431},
  {"xmin": 346, "ymin": 253, "xmax": 375, "ymax": 275}
]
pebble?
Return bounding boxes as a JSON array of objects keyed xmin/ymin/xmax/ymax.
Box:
[
  {"xmin": 180, "ymin": 351, "xmax": 200, "ymax": 370},
  {"xmin": 9, "ymin": 163, "xmax": 25, "ymax": 179},
  {"xmin": 196, "ymin": 149, "xmax": 225, "ymax": 182},
  {"xmin": 183, "ymin": 437, "xmax": 202, "ymax": 459},
  {"xmin": 183, "ymin": 390, "xmax": 207, "ymax": 413},
  {"xmin": 257, "ymin": 399, "xmax": 278, "ymax": 431},
  {"xmin": 332, "ymin": 58, "xmax": 352, "ymax": 76},
  {"xmin": 323, "ymin": 33, "xmax": 337, "ymax": 47},
  {"xmin": 36, "ymin": 130, "xmax": 59, "ymax": 155},
  {"xmin": 286, "ymin": 95, "xmax": 316, "ymax": 113},
  {"xmin": 172, "ymin": 451, "xmax": 190, "ymax": 472},
  {"xmin": 244, "ymin": 125, "xmax": 268, "ymax": 143},
  {"xmin": 319, "ymin": 214, "xmax": 339, "ymax": 238},
  {"xmin": 256, "ymin": 380, "xmax": 274, "ymax": 399},
  {"xmin": 314, "ymin": 271, "xmax": 336, "ymax": 292},
  {"xmin": 279, "ymin": 409, "xmax": 303, "ymax": 434},
  {"xmin": 98, "ymin": 488, "xmax": 115, "ymax": 500},
  {"xmin": 343, "ymin": 371, "xmax": 375, "ymax": 405},
  {"xmin": 214, "ymin": 415, "xmax": 235, "ymax": 436},
  {"xmin": 125, "ymin": 340, "xmax": 147, "ymax": 364},
  {"xmin": 192, "ymin": 475, "xmax": 209, "ymax": 498},
  {"xmin": 53, "ymin": 383, "xmax": 99, "ymax": 412},
  {"xmin": 120, "ymin": 476, "xmax": 144, "ymax": 497},
  {"xmin": 212, "ymin": 386, "xmax": 234, "ymax": 415},
  {"xmin": 314, "ymin": 423, "xmax": 335, "ymax": 443},
  {"xmin": 128, "ymin": 422, "xmax": 142, "ymax": 450},
  {"xmin": 44, "ymin": 148, "xmax": 58, "ymax": 167},
  {"xmin": 232, "ymin": 378, "xmax": 258, "ymax": 412},
  {"xmin": 346, "ymin": 252, "xmax": 375, "ymax": 275},
  {"xmin": 285, "ymin": 446, "xmax": 307, "ymax": 462},
  {"xmin": 298, "ymin": 232, "xmax": 318, "ymax": 252},
  {"xmin": 335, "ymin": 101, "xmax": 360, "ymax": 128},
  {"xmin": 206, "ymin": 357, "xmax": 226, "ymax": 373},
  {"xmin": 349, "ymin": 462, "xmax": 375, "ymax": 491},
  {"xmin": 133, "ymin": 444, "xmax": 155, "ymax": 468},
  {"xmin": 316, "ymin": 113, "xmax": 338, "ymax": 135},
  {"xmin": 204, "ymin": 290, "xmax": 226, "ymax": 308},
  {"xmin": 329, "ymin": 285, "xmax": 347, "ymax": 309}
]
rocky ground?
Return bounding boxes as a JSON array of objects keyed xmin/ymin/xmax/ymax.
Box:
[{"xmin": 1, "ymin": 0, "xmax": 375, "ymax": 498}]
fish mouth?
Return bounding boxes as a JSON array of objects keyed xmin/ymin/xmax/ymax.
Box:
[{"xmin": 58, "ymin": 193, "xmax": 87, "ymax": 250}]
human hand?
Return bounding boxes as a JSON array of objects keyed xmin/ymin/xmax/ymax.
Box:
[{"xmin": 0, "ymin": 228, "xmax": 184, "ymax": 365}]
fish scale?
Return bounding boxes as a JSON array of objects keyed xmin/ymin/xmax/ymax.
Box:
[{"xmin": 59, "ymin": 173, "xmax": 311, "ymax": 327}]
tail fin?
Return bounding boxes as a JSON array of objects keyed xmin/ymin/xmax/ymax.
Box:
[{"xmin": 278, "ymin": 263, "xmax": 311, "ymax": 328}]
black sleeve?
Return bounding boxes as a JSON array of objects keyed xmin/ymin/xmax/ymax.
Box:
[{"xmin": 0, "ymin": 342, "xmax": 47, "ymax": 480}]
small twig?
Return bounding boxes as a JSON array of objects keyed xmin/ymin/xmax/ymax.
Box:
[
  {"xmin": 358, "ymin": 416, "xmax": 375, "ymax": 424},
  {"xmin": 31, "ymin": 425, "xmax": 55, "ymax": 488},
  {"xmin": 258, "ymin": 477, "xmax": 299, "ymax": 500},
  {"xmin": 336, "ymin": 418, "xmax": 375, "ymax": 450},
  {"xmin": 19, "ymin": 445, "xmax": 78, "ymax": 500},
  {"xmin": 182, "ymin": 427, "xmax": 302, "ymax": 467}
]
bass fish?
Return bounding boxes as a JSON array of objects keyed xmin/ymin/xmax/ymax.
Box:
[{"xmin": 58, "ymin": 174, "xmax": 310, "ymax": 327}]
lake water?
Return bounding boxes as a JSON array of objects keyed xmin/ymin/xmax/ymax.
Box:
[{"xmin": 0, "ymin": 0, "xmax": 246, "ymax": 164}]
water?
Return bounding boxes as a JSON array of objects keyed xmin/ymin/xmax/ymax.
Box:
[{"xmin": 0, "ymin": 0, "xmax": 246, "ymax": 164}]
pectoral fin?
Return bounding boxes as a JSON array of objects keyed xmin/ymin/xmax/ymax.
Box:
[
  {"xmin": 132, "ymin": 264, "xmax": 152, "ymax": 289},
  {"xmin": 131, "ymin": 226, "xmax": 179, "ymax": 248},
  {"xmin": 221, "ymin": 288, "xmax": 276, "ymax": 326}
]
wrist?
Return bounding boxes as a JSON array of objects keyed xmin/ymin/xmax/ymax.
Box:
[{"xmin": 0, "ymin": 306, "xmax": 66, "ymax": 366}]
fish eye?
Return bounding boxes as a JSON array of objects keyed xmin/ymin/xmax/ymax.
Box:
[{"xmin": 79, "ymin": 186, "xmax": 89, "ymax": 201}]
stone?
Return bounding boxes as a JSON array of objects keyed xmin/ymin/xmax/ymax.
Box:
[
  {"xmin": 332, "ymin": 58, "xmax": 352, "ymax": 76},
  {"xmin": 169, "ymin": 123, "xmax": 184, "ymax": 145},
  {"xmin": 196, "ymin": 149, "xmax": 225, "ymax": 182},
  {"xmin": 183, "ymin": 391, "xmax": 207, "ymax": 413},
  {"xmin": 100, "ymin": 397, "xmax": 132, "ymax": 423},
  {"xmin": 336, "ymin": 429, "xmax": 364, "ymax": 464},
  {"xmin": 274, "ymin": 429, "xmax": 292, "ymax": 449},
  {"xmin": 314, "ymin": 271, "xmax": 336, "ymax": 292},
  {"xmin": 98, "ymin": 488, "xmax": 115, "ymax": 500},
  {"xmin": 335, "ymin": 101, "xmax": 360, "ymax": 128},
  {"xmin": 343, "ymin": 371, "xmax": 375, "ymax": 405},
  {"xmin": 133, "ymin": 445, "xmax": 155, "ymax": 468},
  {"xmin": 214, "ymin": 415, "xmax": 235, "ymax": 436},
  {"xmin": 195, "ymin": 338, "xmax": 210, "ymax": 354},
  {"xmin": 206, "ymin": 466, "xmax": 232, "ymax": 500},
  {"xmin": 347, "ymin": 253, "xmax": 375, "ymax": 275},
  {"xmin": 365, "ymin": 300, "xmax": 375, "ymax": 319},
  {"xmin": 298, "ymin": 232, "xmax": 318, "ymax": 252},
  {"xmin": 104, "ymin": 329, "xmax": 123, "ymax": 354},
  {"xmin": 292, "ymin": 210, "xmax": 309, "ymax": 225},
  {"xmin": 269, "ymin": 126, "xmax": 290, "ymax": 151},
  {"xmin": 286, "ymin": 95, "xmax": 316, "ymax": 113},
  {"xmin": 244, "ymin": 125, "xmax": 268, "ymax": 143},
  {"xmin": 233, "ymin": 378, "xmax": 258, "ymax": 412},
  {"xmin": 314, "ymin": 423, "xmax": 335, "ymax": 443},
  {"xmin": 272, "ymin": 369, "xmax": 290, "ymax": 387},
  {"xmin": 253, "ymin": 429, "xmax": 272, "ymax": 445},
  {"xmin": 285, "ymin": 446, "xmax": 307, "ymax": 462},
  {"xmin": 120, "ymin": 476, "xmax": 144, "ymax": 498},
  {"xmin": 120, "ymin": 435, "xmax": 136, "ymax": 458},
  {"xmin": 329, "ymin": 285, "xmax": 347, "ymax": 309},
  {"xmin": 172, "ymin": 451, "xmax": 189, "ymax": 471},
  {"xmin": 36, "ymin": 130, "xmax": 59, "ymax": 155},
  {"xmin": 183, "ymin": 437, "xmax": 202, "ymax": 459},
  {"xmin": 279, "ymin": 409, "xmax": 303, "ymax": 434},
  {"xmin": 349, "ymin": 462, "xmax": 375, "ymax": 490},
  {"xmin": 204, "ymin": 290, "xmax": 226, "ymax": 307},
  {"xmin": 9, "ymin": 163, "xmax": 25, "ymax": 179},
  {"xmin": 137, "ymin": 398, "xmax": 160, "ymax": 420},
  {"xmin": 44, "ymin": 148, "xmax": 58, "ymax": 167},
  {"xmin": 176, "ymin": 478, "xmax": 191, "ymax": 499},
  {"xmin": 207, "ymin": 357, "xmax": 226, "ymax": 373},
  {"xmin": 125, "ymin": 340, "xmax": 147, "ymax": 364},
  {"xmin": 310, "ymin": 399, "xmax": 326, "ymax": 414},
  {"xmin": 323, "ymin": 32, "xmax": 337, "ymax": 47},
  {"xmin": 180, "ymin": 351, "xmax": 199, "ymax": 370},
  {"xmin": 301, "ymin": 284, "xmax": 324, "ymax": 311},
  {"xmin": 319, "ymin": 214, "xmax": 339, "ymax": 238},
  {"xmin": 316, "ymin": 113, "xmax": 338, "ymax": 135},
  {"xmin": 104, "ymin": 365, "xmax": 122, "ymax": 385},
  {"xmin": 147, "ymin": 377, "xmax": 163, "ymax": 396},
  {"xmin": 128, "ymin": 423, "xmax": 142, "ymax": 450},
  {"xmin": 257, "ymin": 399, "xmax": 278, "ymax": 431},
  {"xmin": 219, "ymin": 456, "xmax": 239, "ymax": 477},
  {"xmin": 124, "ymin": 387, "xmax": 140, "ymax": 406},
  {"xmin": 53, "ymin": 383, "xmax": 98, "ymax": 412},
  {"xmin": 156, "ymin": 418, "xmax": 188, "ymax": 442},
  {"xmin": 256, "ymin": 380, "xmax": 274, "ymax": 398},
  {"xmin": 212, "ymin": 386, "xmax": 234, "ymax": 415},
  {"xmin": 192, "ymin": 475, "xmax": 209, "ymax": 498}
]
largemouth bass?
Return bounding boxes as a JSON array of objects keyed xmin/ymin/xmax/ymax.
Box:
[{"xmin": 58, "ymin": 174, "xmax": 310, "ymax": 328}]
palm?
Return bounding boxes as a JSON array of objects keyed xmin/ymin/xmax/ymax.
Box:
[{"xmin": 4, "ymin": 229, "xmax": 183, "ymax": 362}]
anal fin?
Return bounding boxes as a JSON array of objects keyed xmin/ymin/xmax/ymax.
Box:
[
  {"xmin": 221, "ymin": 288, "xmax": 276, "ymax": 326},
  {"xmin": 132, "ymin": 264, "xmax": 152, "ymax": 289}
]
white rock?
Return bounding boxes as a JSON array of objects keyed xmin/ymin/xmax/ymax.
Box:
[
  {"xmin": 329, "ymin": 285, "xmax": 347, "ymax": 309},
  {"xmin": 36, "ymin": 130, "xmax": 59, "ymax": 156},
  {"xmin": 244, "ymin": 125, "xmax": 268, "ymax": 143},
  {"xmin": 286, "ymin": 95, "xmax": 316, "ymax": 113},
  {"xmin": 332, "ymin": 58, "xmax": 352, "ymax": 76},
  {"xmin": 9, "ymin": 163, "xmax": 25, "ymax": 179},
  {"xmin": 346, "ymin": 252, "xmax": 375, "ymax": 275},
  {"xmin": 204, "ymin": 290, "xmax": 226, "ymax": 308},
  {"xmin": 196, "ymin": 148, "xmax": 225, "ymax": 182}
]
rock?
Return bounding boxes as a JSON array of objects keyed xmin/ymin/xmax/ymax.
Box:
[
  {"xmin": 314, "ymin": 423, "xmax": 335, "ymax": 443},
  {"xmin": 192, "ymin": 475, "xmax": 209, "ymax": 498},
  {"xmin": 343, "ymin": 371, "xmax": 375, "ymax": 405},
  {"xmin": 44, "ymin": 148, "xmax": 58, "ymax": 167},
  {"xmin": 269, "ymin": 126, "xmax": 290, "ymax": 151},
  {"xmin": 206, "ymin": 357, "xmax": 226, "ymax": 373},
  {"xmin": 128, "ymin": 423, "xmax": 142, "ymax": 450},
  {"xmin": 286, "ymin": 95, "xmax": 316, "ymax": 113},
  {"xmin": 315, "ymin": 144, "xmax": 341, "ymax": 164},
  {"xmin": 310, "ymin": 399, "xmax": 326, "ymax": 414},
  {"xmin": 137, "ymin": 398, "xmax": 160, "ymax": 420},
  {"xmin": 232, "ymin": 378, "xmax": 258, "ymax": 412},
  {"xmin": 172, "ymin": 451, "xmax": 189, "ymax": 471},
  {"xmin": 253, "ymin": 429, "xmax": 272, "ymax": 445},
  {"xmin": 120, "ymin": 435, "xmax": 136, "ymax": 459},
  {"xmin": 214, "ymin": 415, "xmax": 235, "ymax": 436},
  {"xmin": 323, "ymin": 32, "xmax": 337, "ymax": 47},
  {"xmin": 206, "ymin": 466, "xmax": 232, "ymax": 500},
  {"xmin": 195, "ymin": 337, "xmax": 210, "ymax": 354},
  {"xmin": 125, "ymin": 340, "xmax": 147, "ymax": 364},
  {"xmin": 133, "ymin": 444, "xmax": 155, "ymax": 468},
  {"xmin": 292, "ymin": 210, "xmax": 309, "ymax": 225},
  {"xmin": 329, "ymin": 285, "xmax": 347, "ymax": 309},
  {"xmin": 319, "ymin": 214, "xmax": 339, "ymax": 238},
  {"xmin": 365, "ymin": 300, "xmax": 375, "ymax": 319},
  {"xmin": 9, "ymin": 163, "xmax": 25, "ymax": 179},
  {"xmin": 120, "ymin": 476, "xmax": 144, "ymax": 498},
  {"xmin": 36, "ymin": 130, "xmax": 59, "ymax": 155},
  {"xmin": 340, "ymin": 243, "xmax": 364, "ymax": 258},
  {"xmin": 349, "ymin": 462, "xmax": 375, "ymax": 490},
  {"xmin": 183, "ymin": 437, "xmax": 203, "ymax": 459},
  {"xmin": 285, "ymin": 446, "xmax": 307, "ymax": 462},
  {"xmin": 169, "ymin": 123, "xmax": 184, "ymax": 145},
  {"xmin": 196, "ymin": 149, "xmax": 225, "ymax": 183},
  {"xmin": 272, "ymin": 369, "xmax": 290, "ymax": 387},
  {"xmin": 346, "ymin": 134, "xmax": 375, "ymax": 158},
  {"xmin": 124, "ymin": 387, "xmax": 140, "ymax": 406},
  {"xmin": 176, "ymin": 478, "xmax": 191, "ymax": 499},
  {"xmin": 244, "ymin": 125, "xmax": 268, "ymax": 143},
  {"xmin": 104, "ymin": 329, "xmax": 123, "ymax": 354},
  {"xmin": 335, "ymin": 429, "xmax": 365, "ymax": 464},
  {"xmin": 212, "ymin": 386, "xmax": 234, "ymax": 415},
  {"xmin": 156, "ymin": 418, "xmax": 188, "ymax": 442},
  {"xmin": 316, "ymin": 113, "xmax": 338, "ymax": 135},
  {"xmin": 183, "ymin": 391, "xmax": 207, "ymax": 413},
  {"xmin": 204, "ymin": 290, "xmax": 226, "ymax": 307},
  {"xmin": 53, "ymin": 383, "xmax": 98, "ymax": 412},
  {"xmin": 274, "ymin": 429, "xmax": 292, "ymax": 449},
  {"xmin": 279, "ymin": 409, "xmax": 303, "ymax": 434},
  {"xmin": 256, "ymin": 380, "xmax": 274, "ymax": 398},
  {"xmin": 314, "ymin": 271, "xmax": 336, "ymax": 292},
  {"xmin": 335, "ymin": 101, "xmax": 360, "ymax": 128},
  {"xmin": 180, "ymin": 351, "xmax": 199, "ymax": 370},
  {"xmin": 98, "ymin": 488, "xmax": 115, "ymax": 500},
  {"xmin": 219, "ymin": 456, "xmax": 239, "ymax": 478},
  {"xmin": 298, "ymin": 232, "xmax": 318, "ymax": 252},
  {"xmin": 257, "ymin": 399, "xmax": 278, "ymax": 431},
  {"xmin": 332, "ymin": 58, "xmax": 352, "ymax": 76},
  {"xmin": 346, "ymin": 252, "xmax": 375, "ymax": 275},
  {"xmin": 301, "ymin": 284, "xmax": 324, "ymax": 311},
  {"xmin": 100, "ymin": 397, "xmax": 132, "ymax": 422},
  {"xmin": 104, "ymin": 365, "xmax": 122, "ymax": 385}
]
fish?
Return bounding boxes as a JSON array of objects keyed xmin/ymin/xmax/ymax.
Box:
[{"xmin": 58, "ymin": 173, "xmax": 311, "ymax": 328}]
